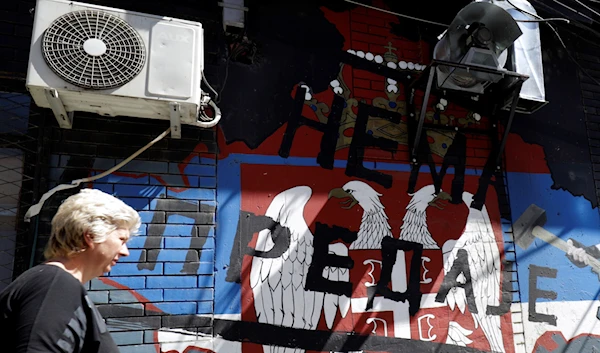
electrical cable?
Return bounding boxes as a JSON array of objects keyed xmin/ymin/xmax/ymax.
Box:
[
  {"xmin": 215, "ymin": 36, "xmax": 251, "ymax": 104},
  {"xmin": 507, "ymin": 0, "xmax": 600, "ymax": 87},
  {"xmin": 343, "ymin": 0, "xmax": 569, "ymax": 26},
  {"xmin": 519, "ymin": 0, "xmax": 600, "ymax": 39},
  {"xmin": 548, "ymin": 12, "xmax": 600, "ymax": 49},
  {"xmin": 549, "ymin": 0, "xmax": 598, "ymax": 23},
  {"xmin": 515, "ymin": 18, "xmax": 570, "ymax": 23},
  {"xmin": 202, "ymin": 70, "xmax": 219, "ymax": 100},
  {"xmin": 215, "ymin": 33, "xmax": 249, "ymax": 104},
  {"xmin": 507, "ymin": 0, "xmax": 547, "ymax": 20},
  {"xmin": 554, "ymin": 7, "xmax": 600, "ymax": 39},
  {"xmin": 343, "ymin": 0, "xmax": 599, "ymax": 87},
  {"xmin": 575, "ymin": 0, "xmax": 600, "ymax": 19},
  {"xmin": 559, "ymin": 23, "xmax": 600, "ymax": 49},
  {"xmin": 552, "ymin": 31, "xmax": 600, "ymax": 87},
  {"xmin": 344, "ymin": 0, "xmax": 600, "ymax": 89},
  {"xmin": 342, "ymin": 0, "xmax": 448, "ymax": 27},
  {"xmin": 24, "ymin": 127, "xmax": 172, "ymax": 222},
  {"xmin": 215, "ymin": 6, "xmax": 250, "ymax": 105},
  {"xmin": 216, "ymin": 52, "xmax": 231, "ymax": 104}
]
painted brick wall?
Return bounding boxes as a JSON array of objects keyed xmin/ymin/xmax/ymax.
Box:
[
  {"xmin": 0, "ymin": 0, "xmax": 34, "ymax": 78},
  {"xmin": 1, "ymin": 1, "xmax": 224, "ymax": 351},
  {"xmin": 4, "ymin": 1, "xmax": 600, "ymax": 353},
  {"xmin": 37, "ymin": 113, "xmax": 218, "ymax": 352},
  {"xmin": 336, "ymin": 2, "xmax": 493, "ymax": 169},
  {"xmin": 577, "ymin": 46, "xmax": 600, "ymax": 207}
]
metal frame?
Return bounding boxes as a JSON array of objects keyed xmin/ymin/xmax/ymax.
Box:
[
  {"xmin": 169, "ymin": 102, "xmax": 183, "ymax": 139},
  {"xmin": 410, "ymin": 59, "xmax": 528, "ymax": 168},
  {"xmin": 43, "ymin": 88, "xmax": 73, "ymax": 129}
]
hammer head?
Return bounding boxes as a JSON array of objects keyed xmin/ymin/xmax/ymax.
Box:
[{"xmin": 512, "ymin": 204, "xmax": 547, "ymax": 250}]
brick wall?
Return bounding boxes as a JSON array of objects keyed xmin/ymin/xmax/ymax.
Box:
[
  {"xmin": 0, "ymin": 0, "xmax": 223, "ymax": 351},
  {"xmin": 37, "ymin": 113, "xmax": 217, "ymax": 352},
  {"xmin": 4, "ymin": 1, "xmax": 600, "ymax": 353},
  {"xmin": 0, "ymin": 0, "xmax": 43, "ymax": 284},
  {"xmin": 0, "ymin": 0, "xmax": 34, "ymax": 78},
  {"xmin": 333, "ymin": 1, "xmax": 493, "ymax": 169},
  {"xmin": 577, "ymin": 46, "xmax": 600, "ymax": 207}
]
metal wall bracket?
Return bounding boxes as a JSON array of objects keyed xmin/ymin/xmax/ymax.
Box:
[
  {"xmin": 410, "ymin": 59, "xmax": 529, "ymax": 165},
  {"xmin": 169, "ymin": 102, "xmax": 183, "ymax": 139},
  {"xmin": 219, "ymin": 0, "xmax": 247, "ymax": 31},
  {"xmin": 44, "ymin": 88, "xmax": 73, "ymax": 129}
]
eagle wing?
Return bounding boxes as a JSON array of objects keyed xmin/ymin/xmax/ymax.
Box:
[
  {"xmin": 249, "ymin": 186, "xmax": 324, "ymax": 336},
  {"xmin": 351, "ymin": 205, "xmax": 393, "ymax": 250},
  {"xmin": 444, "ymin": 193, "xmax": 504, "ymax": 353},
  {"xmin": 400, "ymin": 192, "xmax": 439, "ymax": 249},
  {"xmin": 323, "ymin": 243, "xmax": 351, "ymax": 329}
]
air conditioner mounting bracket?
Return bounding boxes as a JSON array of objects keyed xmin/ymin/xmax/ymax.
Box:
[
  {"xmin": 169, "ymin": 102, "xmax": 183, "ymax": 139},
  {"xmin": 44, "ymin": 88, "xmax": 73, "ymax": 129}
]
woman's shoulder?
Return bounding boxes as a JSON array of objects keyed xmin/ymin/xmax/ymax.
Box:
[{"xmin": 17, "ymin": 264, "xmax": 83, "ymax": 292}]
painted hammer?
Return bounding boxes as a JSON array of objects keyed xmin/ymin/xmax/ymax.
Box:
[{"xmin": 512, "ymin": 204, "xmax": 600, "ymax": 277}]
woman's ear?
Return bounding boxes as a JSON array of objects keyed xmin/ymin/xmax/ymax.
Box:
[{"xmin": 83, "ymin": 232, "xmax": 95, "ymax": 250}]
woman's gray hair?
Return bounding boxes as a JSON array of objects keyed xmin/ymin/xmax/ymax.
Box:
[{"xmin": 45, "ymin": 188, "xmax": 141, "ymax": 259}]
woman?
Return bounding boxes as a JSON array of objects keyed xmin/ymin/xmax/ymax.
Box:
[{"xmin": 0, "ymin": 188, "xmax": 141, "ymax": 353}]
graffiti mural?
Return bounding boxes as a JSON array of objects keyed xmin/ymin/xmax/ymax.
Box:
[
  {"xmin": 507, "ymin": 167, "xmax": 600, "ymax": 353},
  {"xmin": 45, "ymin": 143, "xmax": 218, "ymax": 353},
  {"xmin": 207, "ymin": 2, "xmax": 599, "ymax": 353},
  {"xmin": 214, "ymin": 163, "xmax": 513, "ymax": 353},
  {"xmin": 36, "ymin": 1, "xmax": 600, "ymax": 353},
  {"xmin": 204, "ymin": 3, "xmax": 518, "ymax": 353}
]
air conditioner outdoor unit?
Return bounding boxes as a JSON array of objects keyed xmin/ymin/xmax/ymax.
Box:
[{"xmin": 26, "ymin": 0, "xmax": 221, "ymax": 138}]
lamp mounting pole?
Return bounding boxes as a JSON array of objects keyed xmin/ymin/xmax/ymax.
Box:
[{"xmin": 411, "ymin": 66, "xmax": 436, "ymax": 163}]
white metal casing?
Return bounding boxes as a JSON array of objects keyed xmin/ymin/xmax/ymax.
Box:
[{"xmin": 26, "ymin": 0, "xmax": 205, "ymax": 126}]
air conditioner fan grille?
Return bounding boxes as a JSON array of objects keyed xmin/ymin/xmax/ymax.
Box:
[{"xmin": 42, "ymin": 10, "xmax": 146, "ymax": 90}]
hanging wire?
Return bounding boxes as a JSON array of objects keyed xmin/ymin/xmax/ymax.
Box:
[
  {"xmin": 507, "ymin": 0, "xmax": 600, "ymax": 87},
  {"xmin": 515, "ymin": 17, "xmax": 570, "ymax": 23},
  {"xmin": 547, "ymin": 0, "xmax": 599, "ymax": 24},
  {"xmin": 24, "ymin": 127, "xmax": 172, "ymax": 222},
  {"xmin": 342, "ymin": 0, "xmax": 448, "ymax": 27},
  {"xmin": 202, "ymin": 70, "xmax": 219, "ymax": 101},
  {"xmin": 575, "ymin": 0, "xmax": 600, "ymax": 18},
  {"xmin": 344, "ymin": 0, "xmax": 569, "ymax": 25},
  {"xmin": 343, "ymin": 0, "xmax": 600, "ymax": 87}
]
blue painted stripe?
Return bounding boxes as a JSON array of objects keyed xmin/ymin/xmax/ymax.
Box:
[
  {"xmin": 147, "ymin": 276, "xmax": 197, "ymax": 289},
  {"xmin": 164, "ymin": 288, "xmax": 213, "ymax": 301},
  {"xmin": 215, "ymin": 156, "xmax": 242, "ymax": 314},
  {"xmin": 109, "ymin": 263, "xmax": 163, "ymax": 276},
  {"xmin": 153, "ymin": 302, "xmax": 197, "ymax": 315},
  {"xmin": 220, "ymin": 153, "xmax": 483, "ymax": 175}
]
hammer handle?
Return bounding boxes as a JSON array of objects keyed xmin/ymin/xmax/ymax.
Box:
[{"xmin": 532, "ymin": 226, "xmax": 600, "ymax": 272}]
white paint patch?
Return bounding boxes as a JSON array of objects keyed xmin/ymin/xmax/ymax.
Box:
[
  {"xmin": 387, "ymin": 85, "xmax": 398, "ymax": 93},
  {"xmin": 514, "ymin": 301, "xmax": 600, "ymax": 353},
  {"xmin": 159, "ymin": 331, "xmax": 242, "ymax": 353},
  {"xmin": 213, "ymin": 313, "xmax": 242, "ymax": 321}
]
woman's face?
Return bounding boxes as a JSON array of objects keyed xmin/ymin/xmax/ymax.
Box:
[{"xmin": 87, "ymin": 228, "xmax": 130, "ymax": 276}]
